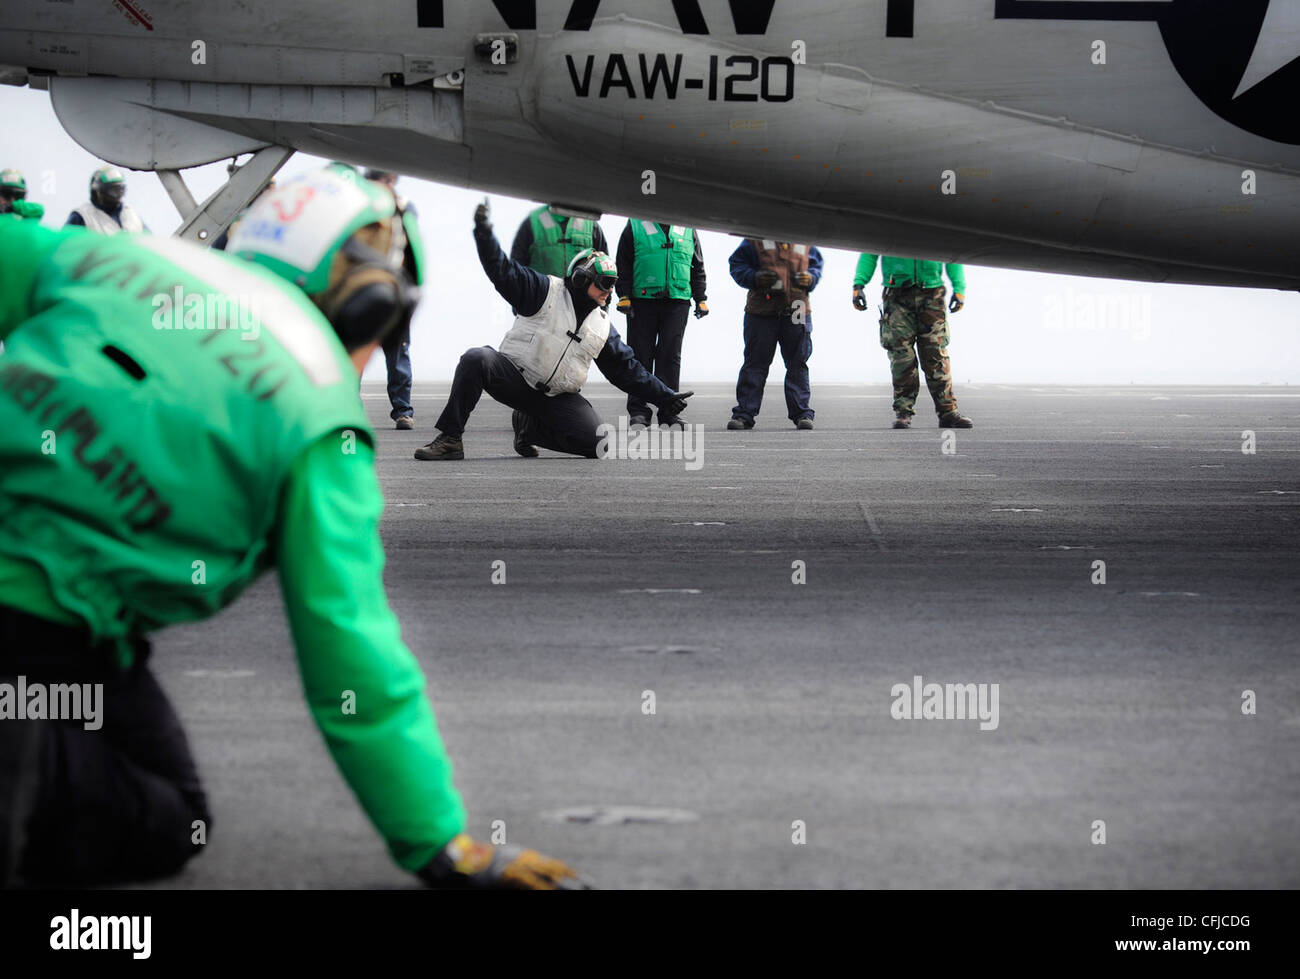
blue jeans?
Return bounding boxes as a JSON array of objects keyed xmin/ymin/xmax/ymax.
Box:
[
  {"xmin": 383, "ymin": 325, "xmax": 413, "ymax": 420},
  {"xmin": 732, "ymin": 313, "xmax": 814, "ymax": 422}
]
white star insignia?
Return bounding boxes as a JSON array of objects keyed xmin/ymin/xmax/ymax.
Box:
[{"xmin": 1233, "ymin": 0, "xmax": 1300, "ymax": 98}]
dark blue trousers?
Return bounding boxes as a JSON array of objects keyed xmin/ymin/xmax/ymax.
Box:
[{"xmin": 732, "ymin": 313, "xmax": 814, "ymax": 423}]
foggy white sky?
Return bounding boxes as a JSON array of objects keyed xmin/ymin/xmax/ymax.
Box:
[{"xmin": 4, "ymin": 86, "xmax": 1298, "ymax": 387}]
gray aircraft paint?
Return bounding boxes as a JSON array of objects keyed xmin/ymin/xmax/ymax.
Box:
[{"xmin": 1, "ymin": 0, "xmax": 1296, "ymax": 287}]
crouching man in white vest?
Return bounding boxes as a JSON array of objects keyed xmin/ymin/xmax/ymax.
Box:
[
  {"xmin": 64, "ymin": 166, "xmax": 148, "ymax": 235},
  {"xmin": 416, "ymin": 201, "xmax": 693, "ymax": 460}
]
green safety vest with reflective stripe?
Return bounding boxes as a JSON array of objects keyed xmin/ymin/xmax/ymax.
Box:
[
  {"xmin": 399, "ymin": 202, "xmax": 424, "ymax": 286},
  {"xmin": 0, "ymin": 221, "xmax": 370, "ymax": 642},
  {"xmin": 527, "ymin": 206, "xmax": 595, "ymax": 277},
  {"xmin": 630, "ymin": 221, "xmax": 694, "ymax": 300}
]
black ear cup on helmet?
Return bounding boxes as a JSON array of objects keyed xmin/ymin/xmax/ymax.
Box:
[
  {"xmin": 570, "ymin": 262, "xmax": 595, "ymax": 292},
  {"xmin": 320, "ymin": 231, "xmax": 419, "ymax": 350},
  {"xmin": 331, "ymin": 278, "xmax": 405, "ymax": 350}
]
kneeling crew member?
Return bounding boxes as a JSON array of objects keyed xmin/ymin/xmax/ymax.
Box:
[
  {"xmin": 416, "ymin": 201, "xmax": 692, "ymax": 460},
  {"xmin": 0, "ymin": 168, "xmax": 582, "ymax": 890}
]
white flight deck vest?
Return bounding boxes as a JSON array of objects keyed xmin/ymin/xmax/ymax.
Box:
[
  {"xmin": 497, "ymin": 275, "xmax": 611, "ymax": 396},
  {"xmin": 72, "ymin": 202, "xmax": 145, "ymax": 235}
]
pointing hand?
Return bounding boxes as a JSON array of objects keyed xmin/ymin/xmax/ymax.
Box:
[{"xmin": 474, "ymin": 197, "xmax": 492, "ymax": 233}]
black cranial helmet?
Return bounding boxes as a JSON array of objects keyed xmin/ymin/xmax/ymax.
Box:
[{"xmin": 90, "ymin": 166, "xmax": 127, "ymax": 209}]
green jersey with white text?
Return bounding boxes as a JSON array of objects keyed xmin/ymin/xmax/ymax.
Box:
[{"xmin": 0, "ymin": 221, "xmax": 465, "ymax": 870}]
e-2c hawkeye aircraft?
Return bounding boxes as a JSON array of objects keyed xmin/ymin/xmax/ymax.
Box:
[{"xmin": 1, "ymin": 0, "xmax": 1297, "ymax": 289}]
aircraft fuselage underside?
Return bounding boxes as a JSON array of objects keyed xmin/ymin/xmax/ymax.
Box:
[{"xmin": 3, "ymin": 2, "xmax": 1297, "ymax": 289}]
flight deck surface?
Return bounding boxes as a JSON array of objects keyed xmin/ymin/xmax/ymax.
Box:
[{"xmin": 146, "ymin": 381, "xmax": 1300, "ymax": 889}]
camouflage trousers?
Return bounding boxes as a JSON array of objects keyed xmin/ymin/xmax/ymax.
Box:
[{"xmin": 879, "ymin": 284, "xmax": 957, "ymax": 416}]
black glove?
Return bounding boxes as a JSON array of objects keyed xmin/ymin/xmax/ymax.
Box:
[
  {"xmin": 693, "ymin": 301, "xmax": 709, "ymax": 319},
  {"xmin": 661, "ymin": 390, "xmax": 694, "ymax": 418},
  {"xmin": 617, "ymin": 297, "xmax": 633, "ymax": 317},
  {"xmin": 948, "ymin": 292, "xmax": 964, "ymax": 313},
  {"xmin": 852, "ymin": 286, "xmax": 868, "ymax": 311},
  {"xmin": 753, "ymin": 270, "xmax": 779, "ymax": 289},
  {"xmin": 418, "ymin": 833, "xmax": 589, "ymax": 890},
  {"xmin": 473, "ymin": 197, "xmax": 491, "ymax": 234},
  {"xmin": 793, "ymin": 271, "xmax": 814, "ymax": 289}
]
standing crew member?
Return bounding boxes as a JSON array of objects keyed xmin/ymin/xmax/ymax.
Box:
[
  {"xmin": 366, "ymin": 169, "xmax": 424, "ymax": 430},
  {"xmin": 853, "ymin": 254, "xmax": 972, "ymax": 428},
  {"xmin": 0, "ymin": 170, "xmax": 43, "ymax": 223},
  {"xmin": 415, "ymin": 200, "xmax": 691, "ymax": 461},
  {"xmin": 64, "ymin": 166, "xmax": 147, "ymax": 235},
  {"xmin": 510, "ymin": 203, "xmax": 608, "ymax": 277},
  {"xmin": 614, "ymin": 219, "xmax": 708, "ymax": 428},
  {"xmin": 727, "ymin": 238, "xmax": 823, "ymax": 430},
  {"xmin": 0, "ymin": 168, "xmax": 582, "ymax": 889}
]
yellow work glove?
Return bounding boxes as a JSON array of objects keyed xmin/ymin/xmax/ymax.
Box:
[{"xmin": 418, "ymin": 832, "xmax": 589, "ymax": 890}]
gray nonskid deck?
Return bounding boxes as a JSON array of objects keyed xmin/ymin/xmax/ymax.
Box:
[{"xmin": 146, "ymin": 382, "xmax": 1300, "ymax": 888}]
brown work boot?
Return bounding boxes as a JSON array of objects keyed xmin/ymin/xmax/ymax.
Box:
[
  {"xmin": 414, "ymin": 433, "xmax": 465, "ymax": 460},
  {"xmin": 892, "ymin": 414, "xmax": 912, "ymax": 429},
  {"xmin": 938, "ymin": 411, "xmax": 973, "ymax": 429}
]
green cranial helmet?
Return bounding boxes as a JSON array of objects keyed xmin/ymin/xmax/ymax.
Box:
[
  {"xmin": 566, "ymin": 248, "xmax": 618, "ymax": 292},
  {"xmin": 90, "ymin": 165, "xmax": 127, "ymax": 209},
  {"xmin": 0, "ymin": 169, "xmax": 26, "ymax": 212},
  {"xmin": 226, "ymin": 167, "xmax": 398, "ymax": 296},
  {"xmin": 325, "ymin": 161, "xmax": 362, "ymax": 182}
]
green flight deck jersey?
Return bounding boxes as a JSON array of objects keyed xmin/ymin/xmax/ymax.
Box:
[
  {"xmin": 854, "ymin": 254, "xmax": 966, "ymax": 294},
  {"xmin": 0, "ymin": 221, "xmax": 465, "ymax": 871}
]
